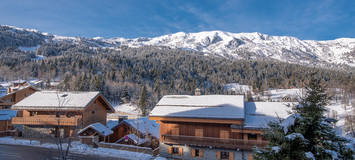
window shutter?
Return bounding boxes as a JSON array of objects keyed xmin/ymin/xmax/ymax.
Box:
[
  {"xmin": 199, "ymin": 149, "xmax": 204, "ymax": 157},
  {"xmin": 179, "ymin": 148, "xmax": 183, "ymax": 155},
  {"xmin": 229, "ymin": 152, "xmax": 234, "ymax": 160},
  {"xmin": 248, "ymin": 154, "xmax": 253, "ymax": 160},
  {"xmin": 216, "ymin": 151, "xmax": 221, "ymax": 159},
  {"xmin": 168, "ymin": 147, "xmax": 173, "ymax": 154},
  {"xmin": 191, "ymin": 149, "xmax": 195, "ymax": 157}
]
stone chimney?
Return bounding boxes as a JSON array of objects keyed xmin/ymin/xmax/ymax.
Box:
[{"xmin": 195, "ymin": 88, "xmax": 201, "ymax": 96}]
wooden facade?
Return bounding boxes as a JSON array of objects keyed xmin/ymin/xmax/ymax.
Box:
[
  {"xmin": 11, "ymin": 92, "xmax": 114, "ymax": 138},
  {"xmin": 0, "ymin": 86, "xmax": 39, "ymax": 109}
]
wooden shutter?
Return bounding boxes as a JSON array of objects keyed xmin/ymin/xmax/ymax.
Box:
[
  {"xmin": 229, "ymin": 152, "xmax": 234, "ymax": 160},
  {"xmin": 172, "ymin": 128, "xmax": 179, "ymax": 135},
  {"xmin": 216, "ymin": 151, "xmax": 221, "ymax": 159},
  {"xmin": 168, "ymin": 147, "xmax": 173, "ymax": 154},
  {"xmin": 199, "ymin": 149, "xmax": 204, "ymax": 157},
  {"xmin": 191, "ymin": 149, "xmax": 196, "ymax": 157},
  {"xmin": 179, "ymin": 148, "xmax": 183, "ymax": 155},
  {"xmin": 257, "ymin": 134, "xmax": 262, "ymax": 141},
  {"xmin": 248, "ymin": 154, "xmax": 253, "ymax": 160},
  {"xmin": 195, "ymin": 129, "xmax": 203, "ymax": 137}
]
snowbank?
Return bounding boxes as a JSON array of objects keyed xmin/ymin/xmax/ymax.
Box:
[{"xmin": 0, "ymin": 137, "xmax": 153, "ymax": 159}]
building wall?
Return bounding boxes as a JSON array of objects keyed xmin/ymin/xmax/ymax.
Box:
[
  {"xmin": 109, "ymin": 123, "xmax": 131, "ymax": 143},
  {"xmin": 159, "ymin": 121, "xmax": 242, "ymax": 139},
  {"xmin": 83, "ymin": 97, "xmax": 107, "ymax": 127},
  {"xmin": 159, "ymin": 142, "xmax": 253, "ymax": 160},
  {"xmin": 22, "ymin": 125, "xmax": 64, "ymax": 138},
  {"xmin": 0, "ymin": 121, "xmax": 7, "ymax": 132}
]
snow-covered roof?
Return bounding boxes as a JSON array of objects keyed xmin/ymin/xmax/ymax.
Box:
[
  {"xmin": 116, "ymin": 133, "xmax": 149, "ymax": 145},
  {"xmin": 12, "ymin": 91, "xmax": 114, "ymax": 112},
  {"xmin": 149, "ymin": 95, "xmax": 245, "ymax": 119},
  {"xmin": 78, "ymin": 122, "xmax": 113, "ymax": 136},
  {"xmin": 106, "ymin": 119, "xmax": 119, "ymax": 130},
  {"xmin": 124, "ymin": 117, "xmax": 159, "ymax": 139},
  {"xmin": 0, "ymin": 109, "xmax": 18, "ymax": 121},
  {"xmin": 244, "ymin": 102, "xmax": 291, "ymax": 129}
]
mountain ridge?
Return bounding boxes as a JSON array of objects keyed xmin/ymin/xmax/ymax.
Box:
[{"xmin": 2, "ymin": 25, "xmax": 355, "ymax": 68}]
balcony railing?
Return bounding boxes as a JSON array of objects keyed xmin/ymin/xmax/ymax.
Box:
[
  {"xmin": 162, "ymin": 134, "xmax": 268, "ymax": 150},
  {"xmin": 12, "ymin": 117, "xmax": 82, "ymax": 126}
]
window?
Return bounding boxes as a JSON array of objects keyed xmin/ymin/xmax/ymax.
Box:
[
  {"xmin": 92, "ymin": 111, "xmax": 95, "ymax": 114},
  {"xmin": 216, "ymin": 151, "xmax": 233, "ymax": 159},
  {"xmin": 248, "ymin": 133, "xmax": 257, "ymax": 140},
  {"xmin": 173, "ymin": 147, "xmax": 179, "ymax": 154},
  {"xmin": 6, "ymin": 99, "xmax": 11, "ymax": 102},
  {"xmin": 24, "ymin": 93, "xmax": 26, "ymax": 97},
  {"xmin": 168, "ymin": 147, "xmax": 182, "ymax": 155},
  {"xmin": 28, "ymin": 94, "xmax": 31, "ymax": 96},
  {"xmin": 5, "ymin": 106, "xmax": 11, "ymax": 109},
  {"xmin": 221, "ymin": 151, "xmax": 229, "ymax": 159},
  {"xmin": 191, "ymin": 149, "xmax": 204, "ymax": 157}
]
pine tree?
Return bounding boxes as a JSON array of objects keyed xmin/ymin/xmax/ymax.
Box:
[
  {"xmin": 139, "ymin": 85, "xmax": 147, "ymax": 116},
  {"xmin": 253, "ymin": 72, "xmax": 354, "ymax": 160}
]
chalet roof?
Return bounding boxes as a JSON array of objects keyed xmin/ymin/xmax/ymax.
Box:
[
  {"xmin": 110, "ymin": 117, "xmax": 159, "ymax": 139},
  {"xmin": 149, "ymin": 95, "xmax": 245, "ymax": 119},
  {"xmin": 244, "ymin": 102, "xmax": 291, "ymax": 129},
  {"xmin": 78, "ymin": 122, "xmax": 113, "ymax": 136},
  {"xmin": 116, "ymin": 133, "xmax": 149, "ymax": 145},
  {"xmin": 0, "ymin": 109, "xmax": 18, "ymax": 121},
  {"xmin": 11, "ymin": 91, "xmax": 115, "ymax": 112},
  {"xmin": 0, "ymin": 86, "xmax": 39, "ymax": 98}
]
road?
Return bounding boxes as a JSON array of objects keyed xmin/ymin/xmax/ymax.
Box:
[{"xmin": 0, "ymin": 144, "xmax": 126, "ymax": 160}]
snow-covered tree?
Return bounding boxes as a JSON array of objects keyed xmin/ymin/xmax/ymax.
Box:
[{"xmin": 253, "ymin": 72, "xmax": 354, "ymax": 160}]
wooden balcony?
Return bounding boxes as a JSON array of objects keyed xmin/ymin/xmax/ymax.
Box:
[
  {"xmin": 12, "ymin": 117, "xmax": 82, "ymax": 126},
  {"xmin": 162, "ymin": 134, "xmax": 268, "ymax": 150}
]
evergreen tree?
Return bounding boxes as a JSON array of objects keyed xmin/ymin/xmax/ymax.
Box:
[
  {"xmin": 253, "ymin": 72, "xmax": 354, "ymax": 160},
  {"xmin": 139, "ymin": 85, "xmax": 147, "ymax": 116},
  {"xmin": 121, "ymin": 86, "xmax": 130, "ymax": 103}
]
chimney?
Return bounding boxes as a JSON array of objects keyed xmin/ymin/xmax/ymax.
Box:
[
  {"xmin": 118, "ymin": 116, "xmax": 128, "ymax": 123},
  {"xmin": 195, "ymin": 88, "xmax": 201, "ymax": 96}
]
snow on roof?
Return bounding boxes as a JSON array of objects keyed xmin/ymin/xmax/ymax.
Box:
[
  {"xmin": 149, "ymin": 95, "xmax": 245, "ymax": 119},
  {"xmin": 106, "ymin": 119, "xmax": 119, "ymax": 130},
  {"xmin": 12, "ymin": 91, "xmax": 105, "ymax": 110},
  {"xmin": 116, "ymin": 134, "xmax": 149, "ymax": 145},
  {"xmin": 78, "ymin": 122, "xmax": 113, "ymax": 136},
  {"xmin": 123, "ymin": 117, "xmax": 159, "ymax": 139},
  {"xmin": 0, "ymin": 109, "xmax": 18, "ymax": 121},
  {"xmin": 244, "ymin": 102, "xmax": 291, "ymax": 128}
]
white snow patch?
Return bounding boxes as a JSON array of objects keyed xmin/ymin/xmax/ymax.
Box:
[
  {"xmin": 280, "ymin": 114, "xmax": 298, "ymax": 134},
  {"xmin": 285, "ymin": 133, "xmax": 305, "ymax": 141},
  {"xmin": 271, "ymin": 146, "xmax": 281, "ymax": 153},
  {"xmin": 0, "ymin": 137, "xmax": 153, "ymax": 159},
  {"xmin": 305, "ymin": 152, "xmax": 315, "ymax": 160}
]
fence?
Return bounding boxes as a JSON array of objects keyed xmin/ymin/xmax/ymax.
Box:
[{"xmin": 99, "ymin": 142, "xmax": 157, "ymax": 155}]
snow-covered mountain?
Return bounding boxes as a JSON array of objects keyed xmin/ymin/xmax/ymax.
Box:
[
  {"xmin": 4, "ymin": 25, "xmax": 355, "ymax": 68},
  {"xmin": 51, "ymin": 31, "xmax": 355, "ymax": 67}
]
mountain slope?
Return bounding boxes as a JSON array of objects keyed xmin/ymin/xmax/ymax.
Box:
[{"xmin": 2, "ymin": 25, "xmax": 355, "ymax": 68}]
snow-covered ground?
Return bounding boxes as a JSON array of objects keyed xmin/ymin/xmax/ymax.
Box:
[
  {"xmin": 108, "ymin": 103, "xmax": 142, "ymax": 119},
  {"xmin": 0, "ymin": 137, "xmax": 160, "ymax": 160}
]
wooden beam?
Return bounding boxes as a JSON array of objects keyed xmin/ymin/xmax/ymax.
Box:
[
  {"xmin": 149, "ymin": 116, "xmax": 243, "ymax": 124},
  {"xmin": 231, "ymin": 128, "xmax": 263, "ymax": 134}
]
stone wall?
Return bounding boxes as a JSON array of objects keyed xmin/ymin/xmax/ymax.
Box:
[
  {"xmin": 160, "ymin": 142, "xmax": 253, "ymax": 160},
  {"xmin": 22, "ymin": 125, "xmax": 64, "ymax": 138}
]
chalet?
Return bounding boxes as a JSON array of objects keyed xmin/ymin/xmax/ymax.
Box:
[
  {"xmin": 281, "ymin": 96, "xmax": 291, "ymax": 102},
  {"xmin": 11, "ymin": 91, "xmax": 115, "ymax": 138},
  {"xmin": 108, "ymin": 117, "xmax": 159, "ymax": 149},
  {"xmin": 0, "ymin": 86, "xmax": 39, "ymax": 109},
  {"xmin": 78, "ymin": 122, "xmax": 113, "ymax": 147},
  {"xmin": 0, "ymin": 109, "xmax": 18, "ymax": 131},
  {"xmin": 149, "ymin": 94, "xmax": 290, "ymax": 160}
]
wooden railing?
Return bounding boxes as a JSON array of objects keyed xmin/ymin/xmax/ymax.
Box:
[
  {"xmin": 12, "ymin": 117, "xmax": 82, "ymax": 126},
  {"xmin": 162, "ymin": 134, "xmax": 268, "ymax": 150}
]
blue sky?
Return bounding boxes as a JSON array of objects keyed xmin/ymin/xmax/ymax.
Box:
[{"xmin": 1, "ymin": 0, "xmax": 355, "ymax": 40}]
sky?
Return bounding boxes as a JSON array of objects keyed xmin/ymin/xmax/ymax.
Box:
[{"xmin": 1, "ymin": 0, "xmax": 355, "ymax": 40}]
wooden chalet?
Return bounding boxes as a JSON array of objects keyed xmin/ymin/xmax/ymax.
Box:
[
  {"xmin": 11, "ymin": 91, "xmax": 115, "ymax": 138},
  {"xmin": 149, "ymin": 93, "xmax": 290, "ymax": 160},
  {"xmin": 107, "ymin": 117, "xmax": 160, "ymax": 149},
  {"xmin": 0, "ymin": 86, "xmax": 39, "ymax": 109},
  {"xmin": 78, "ymin": 122, "xmax": 113, "ymax": 147}
]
